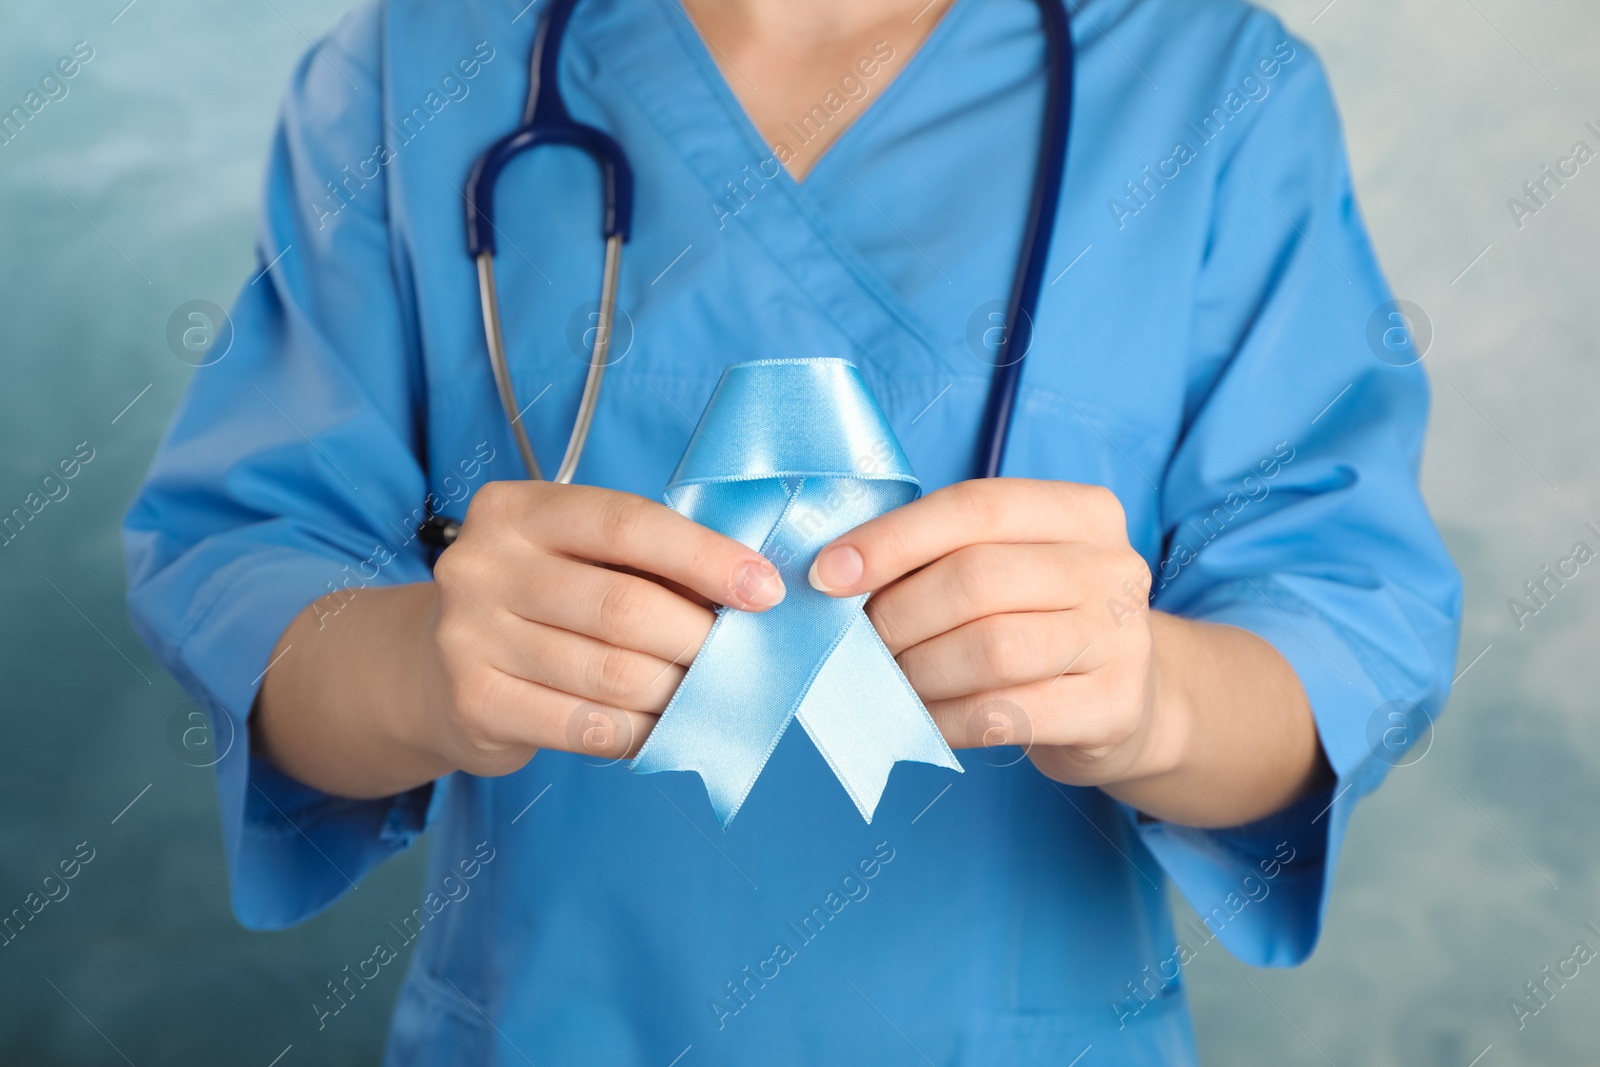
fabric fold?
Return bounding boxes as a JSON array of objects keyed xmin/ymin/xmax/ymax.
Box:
[{"xmin": 630, "ymin": 358, "xmax": 961, "ymax": 826}]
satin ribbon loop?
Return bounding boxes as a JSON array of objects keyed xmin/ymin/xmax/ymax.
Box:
[{"xmin": 631, "ymin": 359, "xmax": 961, "ymax": 827}]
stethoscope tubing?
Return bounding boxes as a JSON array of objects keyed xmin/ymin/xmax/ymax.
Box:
[
  {"xmin": 439, "ymin": 0, "xmax": 1072, "ymax": 546},
  {"xmin": 976, "ymin": 0, "xmax": 1072, "ymax": 479},
  {"xmin": 464, "ymin": 0, "xmax": 631, "ymax": 486}
]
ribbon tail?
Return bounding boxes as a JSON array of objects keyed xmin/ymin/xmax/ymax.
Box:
[
  {"xmin": 630, "ymin": 609, "xmax": 800, "ymax": 829},
  {"xmin": 630, "ymin": 709, "xmax": 794, "ymax": 831},
  {"xmin": 795, "ymin": 615, "xmax": 962, "ymax": 823}
]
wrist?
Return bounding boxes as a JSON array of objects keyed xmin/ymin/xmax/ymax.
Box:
[
  {"xmin": 1099, "ymin": 612, "xmax": 1328, "ymax": 828},
  {"xmin": 251, "ymin": 581, "xmax": 457, "ymax": 800},
  {"xmin": 1084, "ymin": 611, "xmax": 1195, "ymax": 805},
  {"xmin": 389, "ymin": 582, "xmax": 459, "ymax": 776},
  {"xmin": 1131, "ymin": 611, "xmax": 1197, "ymax": 780}
]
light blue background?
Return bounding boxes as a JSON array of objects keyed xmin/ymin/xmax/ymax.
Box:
[{"xmin": 1, "ymin": 0, "xmax": 1595, "ymax": 1063}]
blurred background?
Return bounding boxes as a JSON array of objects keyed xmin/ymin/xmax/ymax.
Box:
[{"xmin": 1, "ymin": 0, "xmax": 1595, "ymax": 1063}]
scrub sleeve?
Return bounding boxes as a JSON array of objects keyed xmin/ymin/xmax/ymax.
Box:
[
  {"xmin": 1126, "ymin": 33, "xmax": 1460, "ymax": 966},
  {"xmin": 123, "ymin": 4, "xmax": 1463, "ymax": 967},
  {"xmin": 123, "ymin": 6, "xmax": 441, "ymax": 930}
]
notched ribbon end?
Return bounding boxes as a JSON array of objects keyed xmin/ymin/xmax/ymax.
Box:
[{"xmin": 630, "ymin": 358, "xmax": 959, "ymax": 831}]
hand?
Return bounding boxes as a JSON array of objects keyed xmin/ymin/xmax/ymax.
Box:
[
  {"xmin": 808, "ymin": 478, "xmax": 1185, "ymax": 789},
  {"xmin": 417, "ymin": 481, "xmax": 784, "ymax": 777}
]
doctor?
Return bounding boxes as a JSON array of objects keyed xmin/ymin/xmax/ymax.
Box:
[{"xmin": 126, "ymin": 0, "xmax": 1460, "ymax": 1062}]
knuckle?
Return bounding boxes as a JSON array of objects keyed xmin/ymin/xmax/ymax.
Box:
[
  {"xmin": 446, "ymin": 668, "xmax": 499, "ymax": 740},
  {"xmin": 594, "ymin": 492, "xmax": 646, "ymax": 550},
  {"xmin": 596, "ymin": 576, "xmax": 648, "ymax": 637},
  {"xmin": 865, "ymin": 601, "xmax": 901, "ymax": 652},
  {"xmin": 593, "ymin": 643, "xmax": 645, "ymax": 703},
  {"xmin": 567, "ymin": 703, "xmax": 621, "ymax": 758},
  {"xmin": 431, "ymin": 544, "xmax": 464, "ymax": 588},
  {"xmin": 950, "ymin": 547, "xmax": 999, "ymax": 615},
  {"xmin": 466, "ymin": 479, "xmax": 514, "ymax": 525},
  {"xmin": 1090, "ymin": 705, "xmax": 1141, "ymax": 750},
  {"xmin": 434, "ymin": 535, "xmax": 487, "ymax": 585},
  {"xmin": 952, "ymin": 480, "xmax": 1003, "ymax": 532},
  {"xmin": 1085, "ymin": 668, "xmax": 1145, "ymax": 735},
  {"xmin": 974, "ymin": 696, "xmax": 1032, "ymax": 748},
  {"xmin": 881, "ymin": 526, "xmax": 914, "ymax": 576},
  {"xmin": 454, "ymin": 730, "xmax": 519, "ymax": 777},
  {"xmin": 1099, "ymin": 545, "xmax": 1152, "ymax": 598},
  {"xmin": 1106, "ymin": 712, "xmax": 1141, "ymax": 748},
  {"xmin": 1127, "ymin": 553, "xmax": 1154, "ymax": 598},
  {"xmin": 1082, "ymin": 484, "xmax": 1126, "ymax": 530},
  {"xmin": 979, "ymin": 618, "xmax": 1034, "ymax": 681}
]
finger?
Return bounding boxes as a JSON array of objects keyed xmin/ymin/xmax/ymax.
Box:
[
  {"xmin": 808, "ymin": 478, "xmax": 1125, "ymax": 596},
  {"xmin": 922, "ymin": 683, "xmax": 1047, "ymax": 752},
  {"xmin": 495, "ymin": 554, "xmax": 715, "ymax": 663},
  {"xmin": 923, "ymin": 678, "xmax": 1144, "ymax": 780},
  {"xmin": 474, "ymin": 614, "xmax": 687, "ymax": 713},
  {"xmin": 866, "ymin": 542, "xmax": 1101, "ymax": 654},
  {"xmin": 464, "ymin": 667, "xmax": 656, "ymax": 761},
  {"xmin": 604, "ymin": 563, "xmax": 716, "ymax": 610},
  {"xmin": 490, "ymin": 482, "xmax": 785, "ymax": 610},
  {"xmin": 894, "ymin": 611, "xmax": 1098, "ymax": 701}
]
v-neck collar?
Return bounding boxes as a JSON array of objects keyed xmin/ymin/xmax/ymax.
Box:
[
  {"xmin": 796, "ymin": 0, "xmax": 980, "ymax": 189},
  {"xmin": 577, "ymin": 0, "xmax": 984, "ymax": 383}
]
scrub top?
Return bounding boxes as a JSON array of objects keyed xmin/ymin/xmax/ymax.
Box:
[{"xmin": 123, "ymin": 0, "xmax": 1462, "ymax": 1062}]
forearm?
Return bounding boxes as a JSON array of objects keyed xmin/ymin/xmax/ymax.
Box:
[
  {"xmin": 1093, "ymin": 611, "xmax": 1332, "ymax": 829},
  {"xmin": 253, "ymin": 582, "xmax": 454, "ymax": 800}
]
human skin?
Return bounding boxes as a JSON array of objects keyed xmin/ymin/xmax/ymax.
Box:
[
  {"xmin": 807, "ymin": 479, "xmax": 1329, "ymax": 827},
  {"xmin": 256, "ymin": 478, "xmax": 1327, "ymax": 829},
  {"xmin": 679, "ymin": 0, "xmax": 960, "ymax": 181},
  {"xmin": 252, "ymin": 0, "xmax": 1330, "ymax": 828}
]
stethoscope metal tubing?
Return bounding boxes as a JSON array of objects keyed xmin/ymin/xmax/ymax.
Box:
[
  {"xmin": 474, "ymin": 231, "xmax": 622, "ymax": 486},
  {"xmin": 475, "ymin": 253, "xmax": 541, "ymax": 481},
  {"xmin": 449, "ymin": 0, "xmax": 1071, "ymax": 539},
  {"xmin": 555, "ymin": 232, "xmax": 623, "ymax": 485}
]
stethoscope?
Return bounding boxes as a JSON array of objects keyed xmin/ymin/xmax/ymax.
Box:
[{"xmin": 423, "ymin": 0, "xmax": 1072, "ymax": 547}]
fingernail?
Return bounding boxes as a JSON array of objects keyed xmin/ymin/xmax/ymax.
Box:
[
  {"xmin": 808, "ymin": 545, "xmax": 863, "ymax": 594},
  {"xmin": 731, "ymin": 558, "xmax": 785, "ymax": 610}
]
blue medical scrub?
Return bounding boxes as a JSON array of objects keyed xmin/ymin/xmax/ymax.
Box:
[{"xmin": 124, "ymin": 0, "xmax": 1461, "ymax": 1061}]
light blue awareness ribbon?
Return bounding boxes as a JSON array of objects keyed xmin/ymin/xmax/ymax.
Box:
[{"xmin": 630, "ymin": 359, "xmax": 962, "ymax": 827}]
